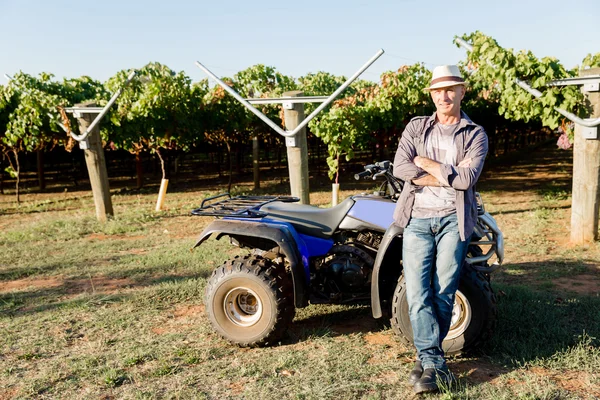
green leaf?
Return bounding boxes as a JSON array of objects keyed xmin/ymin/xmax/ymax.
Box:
[{"xmin": 4, "ymin": 165, "xmax": 17, "ymax": 178}]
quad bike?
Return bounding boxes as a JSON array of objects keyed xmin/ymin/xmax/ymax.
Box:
[{"xmin": 192, "ymin": 161, "xmax": 503, "ymax": 354}]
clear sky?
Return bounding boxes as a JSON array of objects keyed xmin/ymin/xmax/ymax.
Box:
[{"xmin": 1, "ymin": 0, "xmax": 598, "ymax": 84}]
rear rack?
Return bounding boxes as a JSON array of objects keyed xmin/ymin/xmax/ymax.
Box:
[{"xmin": 191, "ymin": 194, "xmax": 299, "ymax": 218}]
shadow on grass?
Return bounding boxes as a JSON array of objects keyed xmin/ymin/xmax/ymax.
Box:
[
  {"xmin": 453, "ymin": 282, "xmax": 600, "ymax": 385},
  {"xmin": 283, "ymin": 279, "xmax": 600, "ymax": 387},
  {"xmin": 0, "ymin": 271, "xmax": 211, "ymax": 317},
  {"xmin": 477, "ymin": 143, "xmax": 573, "ymax": 194},
  {"xmin": 0, "ymin": 263, "xmax": 72, "ymax": 281},
  {"xmin": 99, "ymin": 265, "xmax": 213, "ymax": 282},
  {"xmin": 497, "ymin": 259, "xmax": 597, "ymax": 284},
  {"xmin": 491, "ymin": 204, "xmax": 571, "ymax": 216},
  {"xmin": 485, "ymin": 283, "xmax": 600, "ymax": 363},
  {"xmin": 286, "ymin": 304, "xmax": 381, "ymax": 344}
]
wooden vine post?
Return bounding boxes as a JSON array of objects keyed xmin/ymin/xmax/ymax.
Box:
[
  {"xmin": 253, "ymin": 136, "xmax": 260, "ymax": 190},
  {"xmin": 75, "ymin": 101, "xmax": 114, "ymax": 221},
  {"xmin": 571, "ymin": 67, "xmax": 600, "ymax": 244},
  {"xmin": 155, "ymin": 177, "xmax": 169, "ymax": 211},
  {"xmin": 283, "ymin": 91, "xmax": 310, "ymax": 205}
]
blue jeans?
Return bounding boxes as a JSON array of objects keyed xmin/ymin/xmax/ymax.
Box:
[{"xmin": 402, "ymin": 213, "xmax": 469, "ymax": 370}]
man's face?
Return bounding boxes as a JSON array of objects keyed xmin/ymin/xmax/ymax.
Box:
[{"xmin": 430, "ymin": 85, "xmax": 465, "ymax": 117}]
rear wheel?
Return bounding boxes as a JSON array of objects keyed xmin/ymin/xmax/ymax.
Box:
[
  {"xmin": 390, "ymin": 264, "xmax": 497, "ymax": 355},
  {"xmin": 205, "ymin": 255, "xmax": 295, "ymax": 347}
]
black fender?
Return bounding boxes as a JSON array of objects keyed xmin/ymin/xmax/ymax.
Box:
[
  {"xmin": 371, "ymin": 223, "xmax": 404, "ymax": 318},
  {"xmin": 194, "ymin": 219, "xmax": 308, "ymax": 308}
]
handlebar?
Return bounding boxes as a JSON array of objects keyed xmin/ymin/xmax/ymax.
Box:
[
  {"xmin": 353, "ymin": 160, "xmax": 403, "ymax": 197},
  {"xmin": 354, "ymin": 169, "xmax": 374, "ymax": 180},
  {"xmin": 354, "ymin": 161, "xmax": 392, "ymax": 180}
]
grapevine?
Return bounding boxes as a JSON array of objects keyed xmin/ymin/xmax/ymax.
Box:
[
  {"xmin": 457, "ymin": 31, "xmax": 586, "ymax": 130},
  {"xmin": 0, "ymin": 32, "xmax": 597, "ymax": 196}
]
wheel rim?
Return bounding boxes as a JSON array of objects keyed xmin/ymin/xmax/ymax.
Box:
[
  {"xmin": 446, "ymin": 290, "xmax": 471, "ymax": 340},
  {"xmin": 223, "ymin": 287, "xmax": 263, "ymax": 327}
]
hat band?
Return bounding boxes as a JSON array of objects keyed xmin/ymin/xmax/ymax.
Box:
[{"xmin": 429, "ymin": 76, "xmax": 465, "ymax": 86}]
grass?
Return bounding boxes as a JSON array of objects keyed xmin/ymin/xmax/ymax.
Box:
[
  {"xmin": 1, "ymin": 144, "xmax": 600, "ymax": 399},
  {"xmin": 539, "ymin": 186, "xmax": 571, "ymax": 202}
]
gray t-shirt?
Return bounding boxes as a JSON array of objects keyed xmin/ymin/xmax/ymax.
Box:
[{"xmin": 412, "ymin": 122, "xmax": 458, "ymax": 218}]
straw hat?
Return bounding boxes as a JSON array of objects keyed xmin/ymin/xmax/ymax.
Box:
[{"xmin": 425, "ymin": 65, "xmax": 466, "ymax": 91}]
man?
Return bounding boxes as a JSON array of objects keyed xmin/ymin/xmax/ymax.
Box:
[{"xmin": 393, "ymin": 65, "xmax": 488, "ymax": 394}]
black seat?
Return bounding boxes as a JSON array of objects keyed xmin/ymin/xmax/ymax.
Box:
[{"xmin": 261, "ymin": 197, "xmax": 355, "ymax": 238}]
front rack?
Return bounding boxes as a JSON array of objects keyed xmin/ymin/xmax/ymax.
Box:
[
  {"xmin": 475, "ymin": 192, "xmax": 485, "ymax": 215},
  {"xmin": 467, "ymin": 212, "xmax": 504, "ymax": 272},
  {"xmin": 191, "ymin": 194, "xmax": 299, "ymax": 218}
]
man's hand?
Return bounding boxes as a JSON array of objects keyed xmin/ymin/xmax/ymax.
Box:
[
  {"xmin": 413, "ymin": 156, "xmax": 447, "ymax": 186},
  {"xmin": 412, "ymin": 156, "xmax": 472, "ymax": 187},
  {"xmin": 413, "ymin": 174, "xmax": 443, "ymax": 187},
  {"xmin": 416, "ymin": 156, "xmax": 472, "ymax": 169}
]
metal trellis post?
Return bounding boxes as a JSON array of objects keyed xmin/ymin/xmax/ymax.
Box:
[
  {"xmin": 61, "ymin": 71, "xmax": 136, "ymax": 220},
  {"xmin": 74, "ymin": 101, "xmax": 114, "ymax": 221},
  {"xmin": 195, "ymin": 49, "xmax": 384, "ymax": 203}
]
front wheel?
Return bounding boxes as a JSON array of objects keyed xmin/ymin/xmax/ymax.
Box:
[
  {"xmin": 204, "ymin": 255, "xmax": 295, "ymax": 347},
  {"xmin": 390, "ymin": 265, "xmax": 497, "ymax": 355}
]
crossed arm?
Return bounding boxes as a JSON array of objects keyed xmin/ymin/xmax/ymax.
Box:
[
  {"xmin": 413, "ymin": 157, "xmax": 472, "ymax": 187},
  {"xmin": 393, "ymin": 123, "xmax": 488, "ymax": 190}
]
